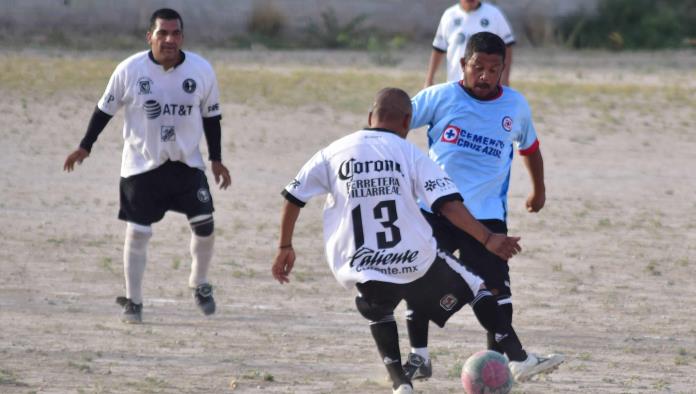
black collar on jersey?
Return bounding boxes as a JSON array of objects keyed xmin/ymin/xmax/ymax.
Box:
[
  {"xmin": 365, "ymin": 127, "xmax": 400, "ymax": 136},
  {"xmin": 148, "ymin": 50, "xmax": 186, "ymax": 69},
  {"xmin": 458, "ymin": 80, "xmax": 503, "ymax": 101}
]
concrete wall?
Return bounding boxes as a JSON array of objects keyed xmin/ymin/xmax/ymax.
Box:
[{"xmin": 0, "ymin": 0, "xmax": 598, "ymax": 46}]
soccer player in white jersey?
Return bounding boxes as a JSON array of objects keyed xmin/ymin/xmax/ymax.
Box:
[
  {"xmin": 272, "ymin": 88, "xmax": 558, "ymax": 393},
  {"xmin": 63, "ymin": 8, "xmax": 231, "ymax": 324},
  {"xmin": 424, "ymin": 0, "xmax": 515, "ymax": 87},
  {"xmin": 403, "ymin": 32, "xmax": 563, "ymax": 382}
]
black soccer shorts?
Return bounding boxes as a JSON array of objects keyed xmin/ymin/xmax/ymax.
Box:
[
  {"xmin": 422, "ymin": 209, "xmax": 511, "ymax": 299},
  {"xmin": 118, "ymin": 160, "xmax": 214, "ymax": 225},
  {"xmin": 356, "ymin": 253, "xmax": 482, "ymax": 328}
]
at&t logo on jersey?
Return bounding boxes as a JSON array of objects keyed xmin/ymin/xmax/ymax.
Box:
[
  {"xmin": 143, "ymin": 100, "xmax": 194, "ymax": 119},
  {"xmin": 440, "ymin": 125, "xmax": 461, "ymax": 144}
]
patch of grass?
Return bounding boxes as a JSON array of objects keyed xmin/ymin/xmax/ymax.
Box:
[
  {"xmin": 447, "ymin": 359, "xmax": 464, "ymax": 378},
  {"xmin": 171, "ymin": 257, "xmax": 181, "ymax": 270},
  {"xmin": 645, "ymin": 260, "xmax": 661, "ymax": 276},
  {"xmin": 0, "ymin": 369, "xmax": 29, "ymax": 386},
  {"xmin": 99, "ymin": 257, "xmax": 117, "ymax": 275},
  {"xmin": 241, "ymin": 370, "xmax": 274, "ymax": 382},
  {"xmin": 68, "ymin": 361, "xmax": 92, "ymax": 373}
]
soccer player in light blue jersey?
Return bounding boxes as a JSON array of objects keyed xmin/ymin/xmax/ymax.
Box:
[{"xmin": 403, "ymin": 32, "xmax": 563, "ymax": 382}]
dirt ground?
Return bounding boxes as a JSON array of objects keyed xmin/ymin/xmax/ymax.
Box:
[{"xmin": 1, "ymin": 47, "xmax": 695, "ymax": 393}]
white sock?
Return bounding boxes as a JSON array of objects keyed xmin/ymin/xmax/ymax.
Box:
[
  {"xmin": 189, "ymin": 233, "xmax": 214, "ymax": 288},
  {"xmin": 411, "ymin": 347, "xmax": 430, "ymax": 361},
  {"xmin": 123, "ymin": 223, "xmax": 152, "ymax": 304}
]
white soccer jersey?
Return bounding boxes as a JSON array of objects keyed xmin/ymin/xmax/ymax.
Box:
[
  {"xmin": 411, "ymin": 81, "xmax": 538, "ymax": 221},
  {"xmin": 283, "ymin": 128, "xmax": 462, "ymax": 289},
  {"xmin": 97, "ymin": 50, "xmax": 222, "ymax": 178},
  {"xmin": 433, "ymin": 2, "xmax": 515, "ymax": 82}
]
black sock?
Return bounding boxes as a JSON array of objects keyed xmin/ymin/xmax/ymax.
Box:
[
  {"xmin": 487, "ymin": 303, "xmax": 512, "ymax": 353},
  {"xmin": 370, "ymin": 320, "xmax": 410, "ymax": 389},
  {"xmin": 471, "ymin": 292, "xmax": 527, "ymax": 362},
  {"xmin": 406, "ymin": 308, "xmax": 429, "ymax": 348}
]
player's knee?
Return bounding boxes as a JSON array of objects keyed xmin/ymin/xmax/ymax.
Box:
[
  {"xmin": 355, "ymin": 295, "xmax": 394, "ymax": 322},
  {"xmin": 126, "ymin": 222, "xmax": 152, "ymax": 240},
  {"xmin": 189, "ymin": 214, "xmax": 214, "ymax": 236}
]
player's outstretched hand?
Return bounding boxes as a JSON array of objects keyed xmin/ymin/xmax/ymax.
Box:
[
  {"xmin": 272, "ymin": 247, "xmax": 295, "ymax": 284},
  {"xmin": 485, "ymin": 234, "xmax": 521, "ymax": 260},
  {"xmin": 63, "ymin": 148, "xmax": 90, "ymax": 172},
  {"xmin": 211, "ymin": 161, "xmax": 231, "ymax": 190}
]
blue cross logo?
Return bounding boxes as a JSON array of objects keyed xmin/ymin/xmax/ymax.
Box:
[{"xmin": 445, "ymin": 129, "xmax": 456, "ymax": 139}]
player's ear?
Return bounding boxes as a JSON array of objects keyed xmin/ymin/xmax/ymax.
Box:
[
  {"xmin": 402, "ymin": 113, "xmax": 412, "ymax": 131},
  {"xmin": 367, "ymin": 111, "xmax": 373, "ymax": 127},
  {"xmin": 146, "ymin": 30, "xmax": 153, "ymax": 44}
]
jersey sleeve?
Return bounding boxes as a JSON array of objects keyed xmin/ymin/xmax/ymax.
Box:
[
  {"xmin": 412, "ymin": 147, "xmax": 461, "ymax": 210},
  {"xmin": 201, "ymin": 64, "xmax": 222, "ymax": 118},
  {"xmin": 493, "ymin": 7, "xmax": 516, "ymax": 45},
  {"xmin": 97, "ymin": 65, "xmax": 125, "ymax": 116},
  {"xmin": 410, "ymin": 88, "xmax": 437, "ymax": 130},
  {"xmin": 282, "ymin": 150, "xmax": 331, "ymax": 207},
  {"xmin": 514, "ymin": 99, "xmax": 539, "ymax": 155},
  {"xmin": 432, "ymin": 12, "xmax": 449, "ymax": 52}
]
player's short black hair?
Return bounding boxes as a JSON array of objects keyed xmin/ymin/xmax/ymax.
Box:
[
  {"xmin": 463, "ymin": 32, "xmax": 506, "ymax": 63},
  {"xmin": 372, "ymin": 88, "xmax": 412, "ymax": 122},
  {"xmin": 149, "ymin": 8, "xmax": 183, "ymax": 32}
]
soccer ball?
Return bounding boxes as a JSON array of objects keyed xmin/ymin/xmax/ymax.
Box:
[{"xmin": 461, "ymin": 350, "xmax": 513, "ymax": 394}]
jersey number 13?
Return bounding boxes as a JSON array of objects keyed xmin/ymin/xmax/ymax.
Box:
[{"xmin": 351, "ymin": 200, "xmax": 401, "ymax": 249}]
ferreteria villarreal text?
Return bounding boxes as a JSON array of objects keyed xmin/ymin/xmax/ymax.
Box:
[
  {"xmin": 338, "ymin": 158, "xmax": 404, "ymax": 198},
  {"xmin": 348, "ymin": 246, "xmax": 420, "ymax": 275}
]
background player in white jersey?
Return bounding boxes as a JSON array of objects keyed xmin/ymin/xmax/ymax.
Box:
[
  {"xmin": 403, "ymin": 32, "xmax": 562, "ymax": 381},
  {"xmin": 272, "ymin": 88, "xmax": 557, "ymax": 393},
  {"xmin": 424, "ymin": 0, "xmax": 515, "ymax": 87},
  {"xmin": 63, "ymin": 8, "xmax": 231, "ymax": 324}
]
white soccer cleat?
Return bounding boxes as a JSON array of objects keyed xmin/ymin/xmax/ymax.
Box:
[
  {"xmin": 508, "ymin": 353, "xmax": 564, "ymax": 382},
  {"xmin": 392, "ymin": 383, "xmax": 414, "ymax": 394}
]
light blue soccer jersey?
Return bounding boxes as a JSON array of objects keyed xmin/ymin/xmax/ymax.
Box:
[{"xmin": 411, "ymin": 81, "xmax": 539, "ymax": 221}]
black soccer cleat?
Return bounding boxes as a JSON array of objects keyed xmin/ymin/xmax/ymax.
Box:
[
  {"xmin": 193, "ymin": 283, "xmax": 216, "ymax": 316},
  {"xmin": 403, "ymin": 353, "xmax": 432, "ymax": 380},
  {"xmin": 116, "ymin": 296, "xmax": 143, "ymax": 324}
]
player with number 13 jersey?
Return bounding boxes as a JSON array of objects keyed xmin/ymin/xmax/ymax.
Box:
[{"xmin": 282, "ymin": 128, "xmax": 462, "ymax": 289}]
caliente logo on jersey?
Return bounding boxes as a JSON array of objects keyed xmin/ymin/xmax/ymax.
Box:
[{"xmin": 441, "ymin": 125, "xmax": 461, "ymax": 144}]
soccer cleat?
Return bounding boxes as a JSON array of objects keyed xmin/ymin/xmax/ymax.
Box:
[
  {"xmin": 393, "ymin": 383, "xmax": 414, "ymax": 394},
  {"xmin": 115, "ymin": 296, "xmax": 142, "ymax": 324},
  {"xmin": 508, "ymin": 353, "xmax": 564, "ymax": 382},
  {"xmin": 193, "ymin": 283, "xmax": 216, "ymax": 315},
  {"xmin": 403, "ymin": 353, "xmax": 432, "ymax": 380}
]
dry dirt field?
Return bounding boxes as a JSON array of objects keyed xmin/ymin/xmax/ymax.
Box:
[{"xmin": 1, "ymin": 47, "xmax": 695, "ymax": 393}]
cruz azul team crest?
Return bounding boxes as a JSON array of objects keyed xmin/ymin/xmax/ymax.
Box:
[{"xmin": 440, "ymin": 125, "xmax": 461, "ymax": 144}]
